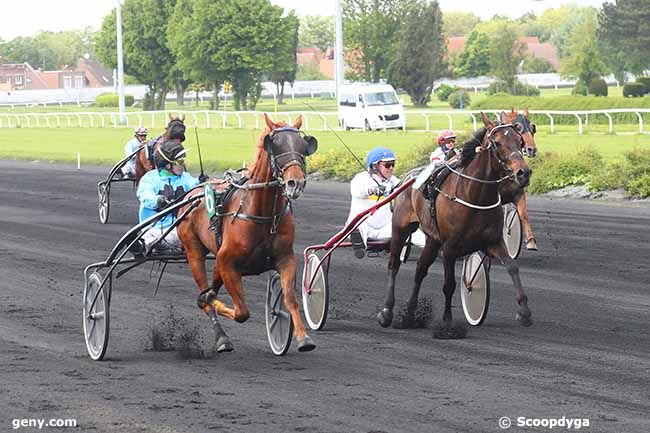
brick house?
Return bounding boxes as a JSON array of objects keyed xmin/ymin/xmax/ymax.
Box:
[
  {"xmin": 0, "ymin": 60, "xmax": 50, "ymax": 90},
  {"xmin": 0, "ymin": 56, "xmax": 113, "ymax": 90},
  {"xmin": 447, "ymin": 36, "xmax": 560, "ymax": 70}
]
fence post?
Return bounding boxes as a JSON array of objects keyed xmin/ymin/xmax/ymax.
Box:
[
  {"xmin": 573, "ymin": 114, "xmax": 582, "ymax": 134},
  {"xmin": 205, "ymin": 111, "xmax": 210, "ymax": 129},
  {"xmin": 469, "ymin": 113, "xmax": 477, "ymax": 131},
  {"xmin": 546, "ymin": 113, "xmax": 554, "ymax": 134},
  {"xmin": 420, "ymin": 112, "xmax": 430, "ymax": 131},
  {"xmin": 301, "ymin": 112, "xmax": 309, "ymax": 131},
  {"xmin": 445, "ymin": 113, "xmax": 453, "ymax": 131},
  {"xmin": 635, "ymin": 111, "xmax": 643, "ymax": 133},
  {"xmin": 604, "ymin": 112, "xmax": 613, "ymax": 134}
]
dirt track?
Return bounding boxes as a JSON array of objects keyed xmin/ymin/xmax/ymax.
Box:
[{"xmin": 1, "ymin": 160, "xmax": 649, "ymax": 433}]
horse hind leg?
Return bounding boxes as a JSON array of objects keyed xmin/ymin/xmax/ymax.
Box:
[
  {"xmin": 276, "ymin": 255, "xmax": 315, "ymax": 352},
  {"xmin": 433, "ymin": 253, "xmax": 467, "ymax": 339},
  {"xmin": 487, "ymin": 242, "xmax": 532, "ymax": 327}
]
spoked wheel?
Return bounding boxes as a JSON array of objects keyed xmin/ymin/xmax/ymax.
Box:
[
  {"xmin": 502, "ymin": 204, "xmax": 522, "ymax": 260},
  {"xmin": 460, "ymin": 252, "xmax": 490, "ymax": 326},
  {"xmin": 97, "ymin": 182, "xmax": 110, "ymax": 224},
  {"xmin": 302, "ymin": 253, "xmax": 329, "ymax": 331},
  {"xmin": 83, "ymin": 272, "xmax": 110, "ymax": 360},
  {"xmin": 265, "ymin": 272, "xmax": 293, "ymax": 356}
]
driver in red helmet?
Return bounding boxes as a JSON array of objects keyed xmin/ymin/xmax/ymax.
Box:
[
  {"xmin": 430, "ymin": 129, "xmax": 456, "ymax": 164},
  {"xmin": 121, "ymin": 126, "xmax": 149, "ymax": 178}
]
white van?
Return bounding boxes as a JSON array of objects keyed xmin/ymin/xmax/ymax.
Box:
[{"xmin": 338, "ymin": 83, "xmax": 406, "ymax": 131}]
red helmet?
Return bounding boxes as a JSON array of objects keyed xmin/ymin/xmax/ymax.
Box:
[
  {"xmin": 134, "ymin": 126, "xmax": 148, "ymax": 136},
  {"xmin": 437, "ymin": 129, "xmax": 456, "ymax": 145}
]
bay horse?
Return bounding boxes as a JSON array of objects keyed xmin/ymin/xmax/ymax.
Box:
[
  {"xmin": 380, "ymin": 113, "xmax": 533, "ymax": 338},
  {"xmin": 499, "ymin": 108, "xmax": 538, "ymax": 250},
  {"xmin": 134, "ymin": 113, "xmax": 187, "ymax": 181},
  {"xmin": 177, "ymin": 114, "xmax": 318, "ymax": 353}
]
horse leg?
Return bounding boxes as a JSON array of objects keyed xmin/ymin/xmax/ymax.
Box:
[
  {"xmin": 433, "ymin": 253, "xmax": 467, "ymax": 339},
  {"xmin": 515, "ymin": 193, "xmax": 537, "ymax": 251},
  {"xmin": 186, "ymin": 248, "xmax": 234, "ymax": 353},
  {"xmin": 276, "ymin": 254, "xmax": 316, "ymax": 352},
  {"xmin": 394, "ymin": 237, "xmax": 440, "ymax": 329},
  {"xmin": 214, "ymin": 263, "xmax": 250, "ymax": 323},
  {"xmin": 378, "ymin": 223, "xmax": 414, "ymax": 327},
  {"xmin": 487, "ymin": 242, "xmax": 533, "ymax": 327}
]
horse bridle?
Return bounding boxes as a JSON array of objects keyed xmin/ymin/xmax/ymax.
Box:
[{"xmin": 266, "ymin": 127, "xmax": 310, "ymax": 180}]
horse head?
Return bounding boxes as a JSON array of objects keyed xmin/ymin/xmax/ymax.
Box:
[
  {"xmin": 262, "ymin": 114, "xmax": 318, "ymax": 200},
  {"xmin": 482, "ymin": 112, "xmax": 531, "ymax": 188},
  {"xmin": 166, "ymin": 113, "xmax": 186, "ymax": 142},
  {"xmin": 500, "ymin": 108, "xmax": 537, "ymax": 157}
]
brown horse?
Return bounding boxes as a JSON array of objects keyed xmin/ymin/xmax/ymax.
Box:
[
  {"xmin": 177, "ymin": 114, "xmax": 318, "ymax": 353},
  {"xmin": 499, "ymin": 108, "xmax": 538, "ymax": 250},
  {"xmin": 134, "ymin": 113, "xmax": 187, "ymax": 181},
  {"xmin": 380, "ymin": 113, "xmax": 533, "ymax": 337}
]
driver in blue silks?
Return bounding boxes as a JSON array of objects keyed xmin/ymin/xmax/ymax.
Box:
[{"xmin": 134, "ymin": 140, "xmax": 200, "ymax": 255}]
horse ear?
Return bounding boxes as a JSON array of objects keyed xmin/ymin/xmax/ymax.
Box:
[
  {"xmin": 303, "ymin": 135, "xmax": 318, "ymax": 156},
  {"xmin": 524, "ymin": 107, "xmax": 529, "ymax": 117},
  {"xmin": 180, "ymin": 113, "xmax": 185, "ymax": 122},
  {"xmin": 481, "ymin": 112, "xmax": 494, "ymax": 129},
  {"xmin": 293, "ymin": 115, "xmax": 303, "ymax": 130},
  {"xmin": 511, "ymin": 107, "xmax": 516, "ymax": 115},
  {"xmin": 263, "ymin": 113, "xmax": 275, "ymax": 131},
  {"xmin": 500, "ymin": 111, "xmax": 507, "ymax": 122},
  {"xmin": 168, "ymin": 113, "xmax": 174, "ymax": 122}
]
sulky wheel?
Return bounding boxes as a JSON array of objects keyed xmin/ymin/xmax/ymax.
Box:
[
  {"xmin": 97, "ymin": 182, "xmax": 110, "ymax": 224},
  {"xmin": 83, "ymin": 271, "xmax": 111, "ymax": 360},
  {"xmin": 502, "ymin": 204, "xmax": 522, "ymax": 260},
  {"xmin": 460, "ymin": 252, "xmax": 490, "ymax": 326},
  {"xmin": 301, "ymin": 253, "xmax": 329, "ymax": 331},
  {"xmin": 265, "ymin": 272, "xmax": 293, "ymax": 356}
]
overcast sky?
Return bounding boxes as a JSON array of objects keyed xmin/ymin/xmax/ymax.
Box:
[{"xmin": 1, "ymin": 0, "xmax": 608, "ymax": 40}]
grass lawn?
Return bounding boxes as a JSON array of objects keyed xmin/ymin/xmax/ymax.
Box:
[{"xmin": 2, "ymin": 127, "xmax": 648, "ymax": 174}]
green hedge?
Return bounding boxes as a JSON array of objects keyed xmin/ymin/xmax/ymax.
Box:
[
  {"xmin": 447, "ymin": 90, "xmax": 471, "ymax": 109},
  {"xmin": 473, "ymin": 95, "xmax": 650, "ymax": 125},
  {"xmin": 95, "ymin": 93, "xmax": 135, "ymax": 107},
  {"xmin": 623, "ymin": 83, "xmax": 647, "ymax": 98}
]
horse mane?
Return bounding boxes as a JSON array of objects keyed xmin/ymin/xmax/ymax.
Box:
[
  {"xmin": 247, "ymin": 119, "xmax": 290, "ymax": 178},
  {"xmin": 459, "ymin": 126, "xmax": 487, "ymax": 167}
]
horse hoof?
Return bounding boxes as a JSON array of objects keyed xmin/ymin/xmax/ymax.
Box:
[
  {"xmin": 433, "ymin": 322, "xmax": 468, "ymax": 339},
  {"xmin": 516, "ymin": 312, "xmax": 533, "ymax": 327},
  {"xmin": 526, "ymin": 239, "xmax": 538, "ymax": 250},
  {"xmin": 377, "ymin": 308, "xmax": 393, "ymax": 328},
  {"xmin": 297, "ymin": 335, "xmax": 316, "ymax": 352},
  {"xmin": 216, "ymin": 336, "xmax": 234, "ymax": 353}
]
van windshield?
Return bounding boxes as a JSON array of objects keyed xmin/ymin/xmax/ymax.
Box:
[{"xmin": 364, "ymin": 91, "xmax": 399, "ymax": 106}]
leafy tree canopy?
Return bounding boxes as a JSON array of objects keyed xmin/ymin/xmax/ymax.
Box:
[{"xmin": 298, "ymin": 15, "xmax": 334, "ymax": 52}]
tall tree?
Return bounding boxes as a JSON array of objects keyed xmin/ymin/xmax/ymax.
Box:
[
  {"xmin": 96, "ymin": 0, "xmax": 179, "ymax": 110},
  {"xmin": 453, "ymin": 30, "xmax": 490, "ymax": 77},
  {"xmin": 270, "ymin": 12, "xmax": 300, "ymax": 105},
  {"xmin": 342, "ymin": 0, "xmax": 405, "ymax": 82},
  {"xmin": 488, "ymin": 23, "xmax": 524, "ymax": 89},
  {"xmin": 599, "ymin": 0, "xmax": 650, "ymax": 75},
  {"xmin": 560, "ymin": 12, "xmax": 608, "ymax": 87},
  {"xmin": 387, "ymin": 0, "xmax": 445, "ymax": 106},
  {"xmin": 298, "ymin": 15, "xmax": 334, "ymax": 51},
  {"xmin": 442, "ymin": 11, "xmax": 481, "ymax": 37}
]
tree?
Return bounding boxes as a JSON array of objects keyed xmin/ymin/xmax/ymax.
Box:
[
  {"xmin": 387, "ymin": 0, "xmax": 445, "ymax": 106},
  {"xmin": 96, "ymin": 0, "xmax": 180, "ymax": 110},
  {"xmin": 453, "ymin": 30, "xmax": 490, "ymax": 77},
  {"xmin": 269, "ymin": 12, "xmax": 300, "ymax": 105},
  {"xmin": 442, "ymin": 11, "xmax": 481, "ymax": 37},
  {"xmin": 298, "ymin": 15, "xmax": 334, "ymax": 51},
  {"xmin": 169, "ymin": 0, "xmax": 295, "ymax": 111},
  {"xmin": 560, "ymin": 13, "xmax": 608, "ymax": 89},
  {"xmin": 343, "ymin": 0, "xmax": 405, "ymax": 82},
  {"xmin": 599, "ymin": 0, "xmax": 650, "ymax": 75},
  {"xmin": 488, "ymin": 23, "xmax": 524, "ymax": 89}
]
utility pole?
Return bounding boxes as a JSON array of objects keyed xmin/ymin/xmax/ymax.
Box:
[
  {"xmin": 335, "ymin": 0, "xmax": 344, "ymax": 109},
  {"xmin": 116, "ymin": 0, "xmax": 126, "ymax": 124}
]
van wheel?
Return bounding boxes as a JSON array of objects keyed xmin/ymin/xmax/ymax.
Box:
[{"xmin": 364, "ymin": 119, "xmax": 372, "ymax": 131}]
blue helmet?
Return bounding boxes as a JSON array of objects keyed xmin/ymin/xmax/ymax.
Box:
[{"xmin": 366, "ymin": 147, "xmax": 396, "ymax": 169}]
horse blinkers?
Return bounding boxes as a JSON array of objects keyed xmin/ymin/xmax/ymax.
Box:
[{"xmin": 264, "ymin": 129, "xmax": 315, "ymax": 199}]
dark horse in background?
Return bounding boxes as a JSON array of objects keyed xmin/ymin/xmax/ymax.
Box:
[
  {"xmin": 134, "ymin": 113, "xmax": 187, "ymax": 181},
  {"xmin": 177, "ymin": 114, "xmax": 318, "ymax": 353},
  {"xmin": 380, "ymin": 113, "xmax": 533, "ymax": 338},
  {"xmin": 499, "ymin": 108, "xmax": 539, "ymax": 251}
]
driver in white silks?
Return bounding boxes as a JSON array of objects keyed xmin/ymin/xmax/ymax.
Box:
[{"xmin": 347, "ymin": 147, "xmax": 400, "ymax": 258}]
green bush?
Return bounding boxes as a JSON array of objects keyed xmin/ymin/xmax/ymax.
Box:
[
  {"xmin": 588, "ymin": 78, "xmax": 608, "ymax": 97},
  {"xmin": 487, "ymin": 80, "xmax": 540, "ymax": 96},
  {"xmin": 308, "ymin": 149, "xmax": 360, "ymax": 181},
  {"xmin": 447, "ymin": 90, "xmax": 471, "ymax": 109},
  {"xmin": 635, "ymin": 76, "xmax": 650, "ymax": 93},
  {"xmin": 528, "ymin": 147, "xmax": 604, "ymax": 193},
  {"xmin": 572, "ymin": 80, "xmax": 588, "ymax": 96},
  {"xmin": 623, "ymin": 83, "xmax": 646, "ymax": 97},
  {"xmin": 435, "ymin": 83, "xmax": 457, "ymax": 102},
  {"xmin": 95, "ymin": 92, "xmax": 135, "ymax": 107},
  {"xmin": 627, "ymin": 173, "xmax": 650, "ymax": 197}
]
